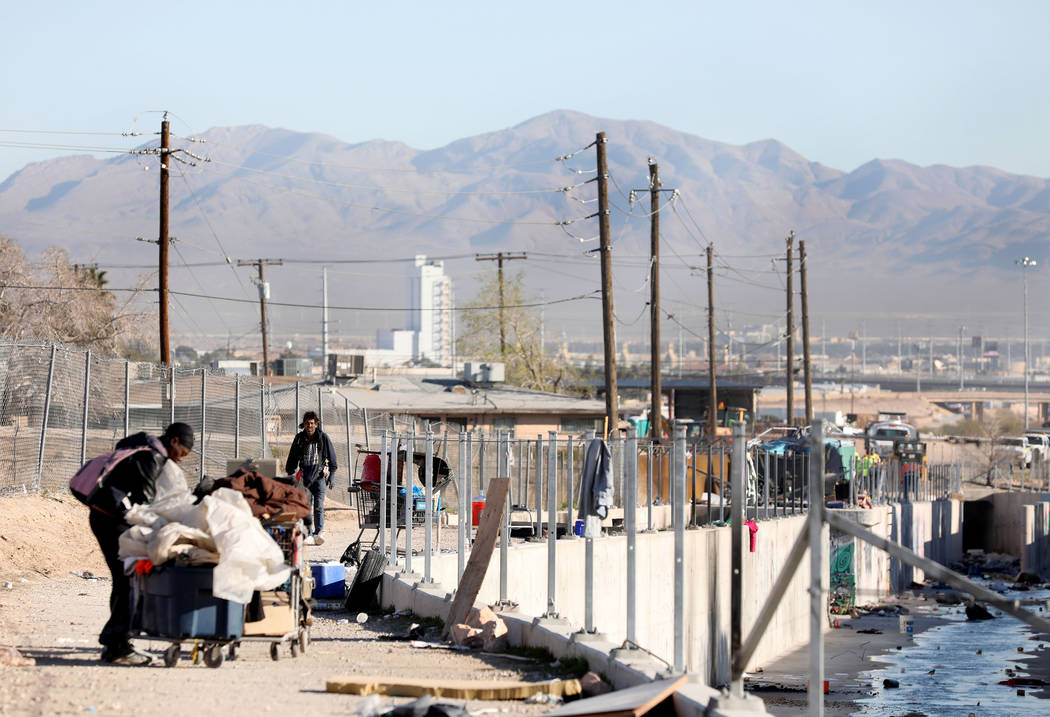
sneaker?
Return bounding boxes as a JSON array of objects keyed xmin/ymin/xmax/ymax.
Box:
[
  {"xmin": 313, "ymin": 532, "xmax": 325, "ymax": 546},
  {"xmin": 101, "ymin": 647, "xmax": 152, "ymax": 666},
  {"xmin": 304, "ymin": 535, "xmax": 317, "ymax": 546}
]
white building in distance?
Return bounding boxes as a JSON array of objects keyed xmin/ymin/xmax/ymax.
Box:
[{"xmin": 408, "ymin": 255, "xmax": 453, "ymax": 366}]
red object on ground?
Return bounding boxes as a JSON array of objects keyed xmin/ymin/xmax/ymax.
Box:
[{"xmin": 745, "ymin": 520, "xmax": 758, "ymax": 552}]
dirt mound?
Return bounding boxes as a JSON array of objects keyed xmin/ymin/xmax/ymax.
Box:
[
  {"xmin": 0, "ymin": 493, "xmax": 106, "ymax": 581},
  {"xmin": 0, "ymin": 492, "xmax": 359, "ymax": 583}
]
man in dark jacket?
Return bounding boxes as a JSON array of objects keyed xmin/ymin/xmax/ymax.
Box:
[
  {"xmin": 90, "ymin": 422, "xmax": 194, "ymax": 665},
  {"xmin": 285, "ymin": 411, "xmax": 337, "ymax": 545}
]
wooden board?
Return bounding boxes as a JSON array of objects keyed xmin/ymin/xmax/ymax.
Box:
[
  {"xmin": 541, "ymin": 676, "xmax": 687, "ymax": 717},
  {"xmin": 325, "ymin": 675, "xmax": 581, "ymax": 700},
  {"xmin": 442, "ymin": 477, "xmax": 510, "ymax": 637}
]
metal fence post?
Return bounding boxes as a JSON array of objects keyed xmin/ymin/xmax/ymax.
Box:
[
  {"xmin": 499, "ymin": 431, "xmax": 509, "ymax": 603},
  {"xmin": 234, "ymin": 377, "xmax": 241, "ymax": 458},
  {"xmin": 294, "ymin": 381, "xmax": 300, "ymax": 427},
  {"xmin": 546, "ymin": 430, "xmax": 558, "ymax": 617},
  {"xmin": 674, "ymin": 422, "xmax": 688, "ymax": 673},
  {"xmin": 200, "ymin": 369, "xmax": 207, "ymax": 479},
  {"xmin": 584, "ymin": 432, "xmax": 597, "ymax": 632},
  {"xmin": 566, "ymin": 434, "xmax": 575, "ymax": 524},
  {"xmin": 259, "ymin": 377, "xmax": 267, "ymax": 458},
  {"xmin": 405, "ymin": 427, "xmax": 414, "ymax": 575},
  {"xmin": 807, "ymin": 419, "xmax": 825, "ymax": 716},
  {"xmin": 80, "ymin": 350, "xmax": 90, "ymax": 465},
  {"xmin": 379, "ymin": 430, "xmax": 388, "ymax": 556},
  {"xmin": 344, "ymin": 397, "xmax": 353, "ymax": 506},
  {"xmin": 316, "ymin": 385, "xmax": 322, "ymax": 425},
  {"xmin": 535, "ymin": 435, "xmax": 543, "ymax": 539},
  {"xmin": 457, "ymin": 431, "xmax": 467, "ymax": 582},
  {"xmin": 35, "ymin": 344, "xmax": 57, "ymax": 489},
  {"xmin": 169, "ymin": 365, "xmax": 176, "ymax": 425},
  {"xmin": 390, "ymin": 432, "xmax": 400, "ymax": 566},
  {"xmin": 424, "ymin": 427, "xmax": 434, "ymax": 583},
  {"xmin": 124, "ymin": 360, "xmax": 131, "ymax": 437},
  {"xmin": 625, "ymin": 431, "xmax": 638, "ymax": 644}
]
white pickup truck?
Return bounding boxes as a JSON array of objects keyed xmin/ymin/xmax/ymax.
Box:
[
  {"xmin": 997, "ymin": 436, "xmax": 1033, "ymax": 469},
  {"xmin": 1025, "ymin": 433, "xmax": 1049, "ymax": 463}
]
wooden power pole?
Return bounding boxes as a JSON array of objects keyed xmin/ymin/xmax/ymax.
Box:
[
  {"xmin": 596, "ymin": 132, "xmax": 619, "ymax": 438},
  {"xmin": 648, "ymin": 160, "xmax": 662, "ymax": 441},
  {"xmin": 474, "ymin": 252, "xmax": 527, "ymax": 358},
  {"xmin": 158, "ymin": 115, "xmax": 171, "ymax": 364},
  {"xmin": 707, "ymin": 245, "xmax": 718, "ymax": 441},
  {"xmin": 785, "ymin": 231, "xmax": 795, "ymax": 425},
  {"xmin": 799, "ymin": 239, "xmax": 813, "ymax": 423},
  {"xmin": 237, "ymin": 259, "xmax": 283, "ymax": 377}
]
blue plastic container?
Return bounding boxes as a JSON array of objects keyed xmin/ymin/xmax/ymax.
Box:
[
  {"xmin": 311, "ymin": 563, "xmax": 347, "ymax": 599},
  {"xmin": 136, "ymin": 565, "xmax": 244, "ymax": 639},
  {"xmin": 573, "ymin": 519, "xmax": 584, "ymax": 537}
]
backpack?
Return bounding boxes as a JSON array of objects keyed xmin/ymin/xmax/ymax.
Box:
[{"xmin": 70, "ymin": 435, "xmax": 166, "ymax": 507}]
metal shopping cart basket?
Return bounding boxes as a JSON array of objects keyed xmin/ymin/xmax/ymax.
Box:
[{"xmin": 340, "ymin": 447, "xmax": 454, "ymax": 567}]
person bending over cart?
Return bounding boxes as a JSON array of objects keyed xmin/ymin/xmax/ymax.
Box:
[
  {"xmin": 285, "ymin": 411, "xmax": 337, "ymax": 545},
  {"xmin": 89, "ymin": 422, "xmax": 194, "ymax": 665}
]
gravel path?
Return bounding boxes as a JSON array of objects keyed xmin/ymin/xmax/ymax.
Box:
[{"xmin": 0, "ymin": 497, "xmax": 563, "ymax": 717}]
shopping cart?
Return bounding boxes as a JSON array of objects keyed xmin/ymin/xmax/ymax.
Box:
[
  {"xmin": 130, "ymin": 516, "xmax": 313, "ymax": 668},
  {"xmin": 340, "ymin": 447, "xmax": 454, "ymax": 567}
]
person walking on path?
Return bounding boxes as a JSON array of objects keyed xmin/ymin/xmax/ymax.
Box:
[
  {"xmin": 89, "ymin": 422, "xmax": 194, "ymax": 665},
  {"xmin": 285, "ymin": 410, "xmax": 338, "ymax": 545}
]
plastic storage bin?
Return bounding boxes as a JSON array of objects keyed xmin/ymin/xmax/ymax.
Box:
[
  {"xmin": 310, "ymin": 563, "xmax": 346, "ymax": 598},
  {"xmin": 136, "ymin": 565, "xmax": 244, "ymax": 639}
]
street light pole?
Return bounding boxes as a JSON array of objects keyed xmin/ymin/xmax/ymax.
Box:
[{"xmin": 1017, "ymin": 257, "xmax": 1037, "ymax": 431}]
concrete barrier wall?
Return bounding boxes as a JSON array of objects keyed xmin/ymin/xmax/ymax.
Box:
[
  {"xmin": 1021, "ymin": 501, "xmax": 1050, "ymax": 579},
  {"xmin": 830, "ymin": 507, "xmax": 892, "ymax": 608},
  {"xmin": 384, "ymin": 501, "xmax": 960, "ymax": 682},
  {"xmin": 989, "ymin": 492, "xmax": 1050, "ymax": 557},
  {"xmin": 887, "ymin": 500, "xmax": 962, "ymax": 591}
]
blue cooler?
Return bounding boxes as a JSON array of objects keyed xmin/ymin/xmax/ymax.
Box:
[
  {"xmin": 310, "ymin": 563, "xmax": 346, "ymax": 599},
  {"xmin": 136, "ymin": 564, "xmax": 244, "ymax": 639}
]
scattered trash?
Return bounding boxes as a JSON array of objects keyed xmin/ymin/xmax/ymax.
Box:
[
  {"xmin": 883, "ymin": 678, "xmax": 900, "ymax": 689},
  {"xmin": 524, "ymin": 693, "xmax": 563, "ymax": 705},
  {"xmin": 999, "ymin": 678, "xmax": 1049, "ymax": 687},
  {"xmin": 976, "ymin": 649, "xmax": 982, "ymax": 655},
  {"xmin": 580, "ymin": 672, "xmax": 613, "ymax": 698},
  {"xmin": 2, "ymin": 582, "xmax": 11, "ymax": 590},
  {"xmin": 899, "ymin": 615, "xmax": 915, "ymax": 634},
  {"xmin": 70, "ymin": 570, "xmax": 104, "ymax": 580},
  {"xmin": 450, "ymin": 606, "xmax": 507, "ymax": 651},
  {"xmin": 965, "ymin": 603, "xmax": 994, "ymax": 621},
  {"xmin": 356, "ymin": 612, "xmax": 368, "ymax": 624},
  {"xmin": 857, "ymin": 628, "xmax": 883, "ymax": 635},
  {"xmin": 1017, "ymin": 646, "xmax": 1024, "ymax": 653},
  {"xmin": 379, "ymin": 623, "xmax": 427, "ymax": 642}
]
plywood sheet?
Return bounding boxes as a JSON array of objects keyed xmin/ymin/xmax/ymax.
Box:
[
  {"xmin": 542, "ymin": 676, "xmax": 687, "ymax": 717},
  {"xmin": 325, "ymin": 675, "xmax": 581, "ymax": 700}
]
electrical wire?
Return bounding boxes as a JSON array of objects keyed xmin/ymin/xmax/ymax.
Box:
[
  {"xmin": 198, "ymin": 168, "xmax": 592, "ymax": 227},
  {"xmin": 178, "ymin": 135, "xmax": 597, "ymax": 176},
  {"xmin": 0, "ymin": 128, "xmax": 145, "ymax": 137},
  {"xmin": 175, "ymin": 170, "xmax": 247, "ymax": 290},
  {"xmin": 171, "ymin": 243, "xmax": 231, "ymax": 332},
  {"xmin": 0, "ymin": 284, "xmax": 599, "ymax": 312}
]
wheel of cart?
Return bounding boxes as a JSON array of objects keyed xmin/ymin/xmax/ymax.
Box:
[{"xmin": 341, "ymin": 446, "xmax": 455, "ymax": 567}]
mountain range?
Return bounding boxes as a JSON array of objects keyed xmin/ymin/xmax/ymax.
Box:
[{"xmin": 1, "ymin": 110, "xmax": 1048, "ymax": 345}]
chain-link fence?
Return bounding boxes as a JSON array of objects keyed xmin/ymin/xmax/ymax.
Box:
[{"xmin": 0, "ymin": 341, "xmax": 278, "ymax": 492}]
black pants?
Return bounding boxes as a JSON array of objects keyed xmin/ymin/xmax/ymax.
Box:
[{"xmin": 89, "ymin": 510, "xmax": 132, "ymax": 652}]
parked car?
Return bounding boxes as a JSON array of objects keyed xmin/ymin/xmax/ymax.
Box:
[
  {"xmin": 1024, "ymin": 433, "xmax": 1049, "ymax": 463},
  {"xmin": 996, "ymin": 436, "xmax": 1033, "ymax": 469}
]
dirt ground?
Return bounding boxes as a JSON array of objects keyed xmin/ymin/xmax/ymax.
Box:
[{"xmin": 0, "ymin": 494, "xmax": 560, "ymax": 717}]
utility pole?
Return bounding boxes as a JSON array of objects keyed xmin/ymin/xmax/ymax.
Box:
[
  {"xmin": 1018, "ymin": 257, "xmax": 1037, "ymax": 430},
  {"xmin": 596, "ymin": 132, "xmax": 618, "ymax": 438},
  {"xmin": 631, "ymin": 159, "xmax": 675, "ymax": 441},
  {"xmin": 799, "ymin": 239, "xmax": 813, "ymax": 424},
  {"xmin": 707, "ymin": 245, "xmax": 718, "ymax": 441},
  {"xmin": 237, "ymin": 259, "xmax": 283, "ymax": 377},
  {"xmin": 158, "ymin": 115, "xmax": 171, "ymax": 364},
  {"xmin": 785, "ymin": 232, "xmax": 795, "ymax": 425},
  {"xmin": 474, "ymin": 252, "xmax": 527, "ymax": 358},
  {"xmin": 322, "ymin": 266, "xmax": 329, "ymax": 382},
  {"xmin": 648, "ymin": 161, "xmax": 662, "ymax": 441}
]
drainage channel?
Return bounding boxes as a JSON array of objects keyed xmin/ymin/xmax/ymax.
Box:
[{"xmin": 856, "ymin": 582, "xmax": 1050, "ymax": 716}]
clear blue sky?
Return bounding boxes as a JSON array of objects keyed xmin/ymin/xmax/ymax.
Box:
[{"xmin": 2, "ymin": 1, "xmax": 1048, "ymax": 183}]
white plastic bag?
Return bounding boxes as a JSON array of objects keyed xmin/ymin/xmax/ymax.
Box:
[{"xmin": 202, "ymin": 488, "xmax": 290, "ymax": 602}]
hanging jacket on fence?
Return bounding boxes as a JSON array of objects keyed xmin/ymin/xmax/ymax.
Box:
[{"xmin": 577, "ymin": 437, "xmax": 614, "ymax": 538}]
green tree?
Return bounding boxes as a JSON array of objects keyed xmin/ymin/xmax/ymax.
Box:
[{"xmin": 456, "ymin": 270, "xmax": 577, "ymax": 392}]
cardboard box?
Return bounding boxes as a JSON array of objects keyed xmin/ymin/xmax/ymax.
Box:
[{"xmin": 243, "ymin": 590, "xmax": 295, "ymax": 637}]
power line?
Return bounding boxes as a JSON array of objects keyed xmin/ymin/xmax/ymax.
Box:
[
  {"xmin": 0, "ymin": 284, "xmax": 599, "ymax": 312},
  {"xmin": 176, "ymin": 135, "xmax": 598, "ymax": 176},
  {"xmin": 205, "ymin": 157, "xmax": 596, "ymax": 197}
]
